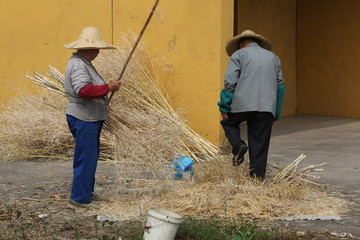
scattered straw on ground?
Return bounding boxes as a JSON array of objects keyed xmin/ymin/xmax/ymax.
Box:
[{"xmin": 87, "ymin": 155, "xmax": 348, "ymax": 221}]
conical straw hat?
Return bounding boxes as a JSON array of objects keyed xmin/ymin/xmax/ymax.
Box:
[
  {"xmin": 64, "ymin": 26, "xmax": 116, "ymax": 49},
  {"xmin": 225, "ymin": 30, "xmax": 271, "ymax": 56}
]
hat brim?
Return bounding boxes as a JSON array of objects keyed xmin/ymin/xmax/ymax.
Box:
[
  {"xmin": 225, "ymin": 33, "xmax": 271, "ymax": 56},
  {"xmin": 64, "ymin": 40, "xmax": 116, "ymax": 49}
]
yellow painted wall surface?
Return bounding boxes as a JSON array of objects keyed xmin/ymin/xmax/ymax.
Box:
[
  {"xmin": 112, "ymin": 0, "xmax": 234, "ymax": 144},
  {"xmin": 5, "ymin": 0, "xmax": 359, "ymax": 145},
  {"xmin": 297, "ymin": 0, "xmax": 360, "ymax": 117},
  {"xmin": 236, "ymin": 0, "xmax": 297, "ymax": 116},
  {"xmin": 0, "ymin": 0, "xmax": 234, "ymax": 145},
  {"xmin": 220, "ymin": 2, "xmax": 237, "ymax": 144},
  {"xmin": 0, "ymin": 0, "xmax": 113, "ymax": 109}
]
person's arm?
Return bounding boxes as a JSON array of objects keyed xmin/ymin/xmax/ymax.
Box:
[
  {"xmin": 275, "ymin": 56, "xmax": 285, "ymax": 120},
  {"xmin": 217, "ymin": 89, "xmax": 233, "ymax": 113},
  {"xmin": 78, "ymin": 84, "xmax": 109, "ymax": 99},
  {"xmin": 70, "ymin": 62, "xmax": 92, "ymax": 95},
  {"xmin": 78, "ymin": 80, "xmax": 122, "ymax": 99},
  {"xmin": 275, "ymin": 85, "xmax": 285, "ymax": 120},
  {"xmin": 224, "ymin": 55, "xmax": 241, "ymax": 93},
  {"xmin": 217, "ymin": 54, "xmax": 241, "ymax": 115}
]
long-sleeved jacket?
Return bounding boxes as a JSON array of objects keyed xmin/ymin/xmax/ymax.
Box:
[{"xmin": 219, "ymin": 42, "xmax": 284, "ymax": 118}]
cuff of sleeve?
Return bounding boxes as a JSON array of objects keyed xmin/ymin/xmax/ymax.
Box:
[
  {"xmin": 275, "ymin": 84, "xmax": 285, "ymax": 120},
  {"xmin": 218, "ymin": 89, "xmax": 234, "ymax": 113}
]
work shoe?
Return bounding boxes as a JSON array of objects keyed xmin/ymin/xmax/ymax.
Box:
[
  {"xmin": 69, "ymin": 199, "xmax": 99, "ymax": 208},
  {"xmin": 232, "ymin": 144, "xmax": 248, "ymax": 166}
]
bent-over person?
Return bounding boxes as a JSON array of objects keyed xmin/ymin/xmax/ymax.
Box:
[{"xmin": 218, "ymin": 30, "xmax": 285, "ymax": 179}]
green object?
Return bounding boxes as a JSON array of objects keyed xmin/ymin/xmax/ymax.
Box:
[
  {"xmin": 275, "ymin": 84, "xmax": 285, "ymax": 120},
  {"xmin": 218, "ymin": 89, "xmax": 234, "ymax": 113}
]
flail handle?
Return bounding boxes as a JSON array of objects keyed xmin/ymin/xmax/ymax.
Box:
[{"xmin": 108, "ymin": 0, "xmax": 160, "ymax": 105}]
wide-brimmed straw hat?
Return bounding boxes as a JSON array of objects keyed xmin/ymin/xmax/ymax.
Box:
[
  {"xmin": 226, "ymin": 30, "xmax": 271, "ymax": 56},
  {"xmin": 64, "ymin": 26, "xmax": 116, "ymax": 49}
]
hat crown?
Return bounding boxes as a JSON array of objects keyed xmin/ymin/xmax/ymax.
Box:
[
  {"xmin": 64, "ymin": 26, "xmax": 115, "ymax": 49},
  {"xmin": 78, "ymin": 26, "xmax": 103, "ymax": 42},
  {"xmin": 240, "ymin": 30, "xmax": 256, "ymax": 35},
  {"xmin": 225, "ymin": 29, "xmax": 271, "ymax": 56}
]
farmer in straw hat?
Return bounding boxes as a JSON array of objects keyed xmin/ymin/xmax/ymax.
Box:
[
  {"xmin": 218, "ymin": 30, "xmax": 285, "ymax": 179},
  {"xmin": 64, "ymin": 26, "xmax": 121, "ymax": 207}
]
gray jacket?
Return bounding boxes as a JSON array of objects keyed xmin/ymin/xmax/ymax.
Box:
[
  {"xmin": 224, "ymin": 42, "xmax": 284, "ymax": 116},
  {"xmin": 64, "ymin": 53, "xmax": 108, "ymax": 122}
]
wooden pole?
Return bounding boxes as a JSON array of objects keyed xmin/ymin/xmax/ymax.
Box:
[{"xmin": 108, "ymin": 0, "xmax": 160, "ymax": 104}]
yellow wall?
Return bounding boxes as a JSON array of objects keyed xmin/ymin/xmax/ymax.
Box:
[
  {"xmin": 220, "ymin": 2, "xmax": 237, "ymax": 144},
  {"xmin": 297, "ymin": 0, "xmax": 360, "ymax": 117},
  {"xmin": 0, "ymin": 0, "xmax": 113, "ymax": 109},
  {"xmin": 112, "ymin": 0, "xmax": 234, "ymax": 144},
  {"xmin": 0, "ymin": 0, "xmax": 233, "ymax": 145},
  {"xmin": 4, "ymin": 0, "xmax": 360, "ymax": 145},
  {"xmin": 236, "ymin": 0, "xmax": 297, "ymax": 116}
]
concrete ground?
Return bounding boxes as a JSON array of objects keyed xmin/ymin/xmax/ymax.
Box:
[{"xmin": 259, "ymin": 115, "xmax": 360, "ymax": 237}]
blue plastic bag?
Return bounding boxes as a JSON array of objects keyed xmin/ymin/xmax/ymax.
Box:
[{"xmin": 170, "ymin": 155, "xmax": 194, "ymax": 179}]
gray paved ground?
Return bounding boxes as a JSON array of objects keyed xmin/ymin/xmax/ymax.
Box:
[{"xmin": 254, "ymin": 115, "xmax": 360, "ymax": 237}]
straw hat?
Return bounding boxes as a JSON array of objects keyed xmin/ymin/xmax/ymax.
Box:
[
  {"xmin": 225, "ymin": 30, "xmax": 271, "ymax": 56},
  {"xmin": 64, "ymin": 26, "xmax": 116, "ymax": 49}
]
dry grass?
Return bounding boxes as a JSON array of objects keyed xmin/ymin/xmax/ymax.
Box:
[
  {"xmin": 0, "ymin": 93, "xmax": 71, "ymax": 160},
  {"xmin": 0, "ymin": 32, "xmax": 348, "ymax": 221},
  {"xmin": 88, "ymin": 156, "xmax": 348, "ymax": 221}
]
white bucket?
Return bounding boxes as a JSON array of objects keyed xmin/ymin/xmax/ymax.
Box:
[{"xmin": 143, "ymin": 208, "xmax": 183, "ymax": 240}]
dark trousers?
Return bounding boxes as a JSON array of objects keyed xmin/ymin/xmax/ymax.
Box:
[
  {"xmin": 66, "ymin": 115, "xmax": 104, "ymax": 203},
  {"xmin": 221, "ymin": 111, "xmax": 274, "ymax": 178}
]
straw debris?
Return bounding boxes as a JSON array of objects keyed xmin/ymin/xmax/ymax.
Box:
[{"xmin": 89, "ymin": 155, "xmax": 347, "ymax": 221}]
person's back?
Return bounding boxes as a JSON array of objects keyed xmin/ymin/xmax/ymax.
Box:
[{"xmin": 225, "ymin": 42, "xmax": 283, "ymax": 116}]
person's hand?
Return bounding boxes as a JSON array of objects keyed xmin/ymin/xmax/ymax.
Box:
[
  {"xmin": 221, "ymin": 112, "xmax": 229, "ymax": 120},
  {"xmin": 108, "ymin": 80, "xmax": 122, "ymax": 92}
]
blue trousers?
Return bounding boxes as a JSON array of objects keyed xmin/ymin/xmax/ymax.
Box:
[{"xmin": 66, "ymin": 115, "xmax": 104, "ymax": 203}]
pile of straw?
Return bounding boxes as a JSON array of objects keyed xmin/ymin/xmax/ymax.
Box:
[
  {"xmin": 0, "ymin": 93, "xmax": 71, "ymax": 160},
  {"xmin": 88, "ymin": 154, "xmax": 347, "ymax": 220},
  {"xmin": 0, "ymin": 33, "xmax": 348, "ymax": 220}
]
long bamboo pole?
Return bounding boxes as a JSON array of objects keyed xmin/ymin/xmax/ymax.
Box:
[{"xmin": 108, "ymin": 0, "xmax": 160, "ymax": 104}]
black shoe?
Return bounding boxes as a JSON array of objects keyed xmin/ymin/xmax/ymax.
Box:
[{"xmin": 232, "ymin": 144, "xmax": 248, "ymax": 166}]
